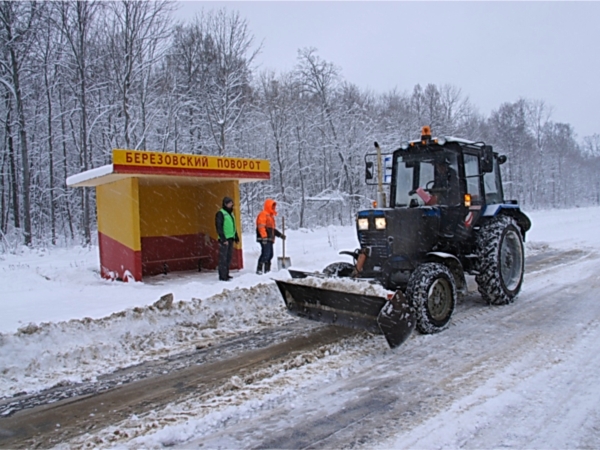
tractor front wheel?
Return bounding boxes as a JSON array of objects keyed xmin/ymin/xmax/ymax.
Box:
[{"xmin": 406, "ymin": 263, "xmax": 456, "ymax": 334}]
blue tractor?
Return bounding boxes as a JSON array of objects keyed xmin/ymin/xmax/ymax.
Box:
[{"xmin": 275, "ymin": 126, "xmax": 531, "ymax": 348}]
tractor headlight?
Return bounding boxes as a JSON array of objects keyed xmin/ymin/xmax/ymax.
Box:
[
  {"xmin": 358, "ymin": 218, "xmax": 369, "ymax": 230},
  {"xmin": 375, "ymin": 217, "xmax": 387, "ymax": 230}
]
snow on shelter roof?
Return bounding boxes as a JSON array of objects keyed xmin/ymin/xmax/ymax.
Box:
[
  {"xmin": 66, "ymin": 164, "xmax": 119, "ymax": 187},
  {"xmin": 67, "ymin": 149, "xmax": 270, "ymax": 187}
]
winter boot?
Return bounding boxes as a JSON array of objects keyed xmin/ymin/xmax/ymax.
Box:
[
  {"xmin": 256, "ymin": 262, "xmax": 264, "ymax": 275},
  {"xmin": 264, "ymin": 262, "xmax": 271, "ymax": 273}
]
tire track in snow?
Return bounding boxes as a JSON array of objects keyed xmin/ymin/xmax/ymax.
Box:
[{"xmin": 0, "ymin": 325, "xmax": 360, "ymax": 448}]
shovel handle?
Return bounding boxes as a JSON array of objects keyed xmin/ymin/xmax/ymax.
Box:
[{"xmin": 282, "ymin": 217, "xmax": 286, "ymax": 259}]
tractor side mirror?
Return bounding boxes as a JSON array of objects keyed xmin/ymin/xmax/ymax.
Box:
[
  {"xmin": 481, "ymin": 146, "xmax": 494, "ymax": 173},
  {"xmin": 365, "ymin": 161, "xmax": 374, "ymax": 180},
  {"xmin": 497, "ymin": 154, "xmax": 507, "ymax": 165}
]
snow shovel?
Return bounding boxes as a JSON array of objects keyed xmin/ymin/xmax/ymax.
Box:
[{"xmin": 277, "ymin": 217, "xmax": 292, "ymax": 270}]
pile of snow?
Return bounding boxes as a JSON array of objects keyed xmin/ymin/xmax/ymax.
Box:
[
  {"xmin": 0, "ymin": 225, "xmax": 358, "ymax": 335},
  {"xmin": 0, "ymin": 284, "xmax": 289, "ymax": 398},
  {"xmin": 282, "ymin": 274, "xmax": 393, "ymax": 298}
]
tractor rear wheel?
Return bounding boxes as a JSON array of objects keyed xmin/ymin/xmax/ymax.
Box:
[
  {"xmin": 323, "ymin": 262, "xmax": 355, "ymax": 278},
  {"xmin": 475, "ymin": 215, "xmax": 524, "ymax": 305},
  {"xmin": 406, "ymin": 263, "xmax": 456, "ymax": 334}
]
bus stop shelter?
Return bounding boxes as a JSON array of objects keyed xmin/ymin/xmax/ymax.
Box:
[{"xmin": 67, "ymin": 149, "xmax": 270, "ymax": 281}]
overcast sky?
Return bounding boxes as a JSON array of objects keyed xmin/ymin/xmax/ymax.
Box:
[{"xmin": 174, "ymin": 2, "xmax": 600, "ymax": 139}]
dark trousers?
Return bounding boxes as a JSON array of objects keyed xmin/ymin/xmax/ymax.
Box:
[
  {"xmin": 257, "ymin": 241, "xmax": 274, "ymax": 273},
  {"xmin": 258, "ymin": 241, "xmax": 274, "ymax": 264},
  {"xmin": 218, "ymin": 239, "xmax": 234, "ymax": 280}
]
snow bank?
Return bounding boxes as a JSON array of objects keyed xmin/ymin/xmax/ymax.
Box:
[{"xmin": 0, "ymin": 283, "xmax": 291, "ymax": 398}]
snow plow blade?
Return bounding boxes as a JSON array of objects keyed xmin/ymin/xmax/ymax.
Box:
[{"xmin": 274, "ymin": 279, "xmax": 415, "ymax": 349}]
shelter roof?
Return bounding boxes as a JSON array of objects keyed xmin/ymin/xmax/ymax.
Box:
[{"xmin": 67, "ymin": 149, "xmax": 270, "ymax": 187}]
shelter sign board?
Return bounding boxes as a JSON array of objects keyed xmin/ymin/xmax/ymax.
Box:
[{"xmin": 112, "ymin": 149, "xmax": 270, "ymax": 180}]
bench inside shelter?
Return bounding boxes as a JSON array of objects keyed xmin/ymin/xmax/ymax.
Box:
[{"xmin": 141, "ymin": 234, "xmax": 213, "ymax": 275}]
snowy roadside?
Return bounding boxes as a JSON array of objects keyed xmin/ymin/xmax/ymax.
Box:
[
  {"xmin": 1, "ymin": 207, "xmax": 600, "ymax": 400},
  {"xmin": 0, "ymin": 283, "xmax": 293, "ymax": 399},
  {"xmin": 0, "ymin": 225, "xmax": 360, "ymax": 335},
  {"xmin": 0, "ymin": 225, "xmax": 359, "ymax": 398}
]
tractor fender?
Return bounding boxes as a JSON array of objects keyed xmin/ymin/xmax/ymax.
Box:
[
  {"xmin": 426, "ymin": 252, "xmax": 467, "ymax": 297},
  {"xmin": 482, "ymin": 204, "xmax": 532, "ymax": 239}
]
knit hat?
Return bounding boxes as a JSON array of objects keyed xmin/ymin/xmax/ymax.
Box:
[{"xmin": 222, "ymin": 197, "xmax": 234, "ymax": 208}]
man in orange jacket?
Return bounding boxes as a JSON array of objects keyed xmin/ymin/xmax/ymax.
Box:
[{"xmin": 255, "ymin": 198, "xmax": 285, "ymax": 274}]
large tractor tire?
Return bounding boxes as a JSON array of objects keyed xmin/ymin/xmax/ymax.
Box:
[
  {"xmin": 475, "ymin": 215, "xmax": 525, "ymax": 305},
  {"xmin": 406, "ymin": 262, "xmax": 456, "ymax": 334},
  {"xmin": 323, "ymin": 262, "xmax": 355, "ymax": 278}
]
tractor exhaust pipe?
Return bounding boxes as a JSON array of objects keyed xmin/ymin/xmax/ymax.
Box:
[{"xmin": 374, "ymin": 142, "xmax": 386, "ymax": 208}]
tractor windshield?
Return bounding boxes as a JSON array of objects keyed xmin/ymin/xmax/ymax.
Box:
[{"xmin": 393, "ymin": 150, "xmax": 460, "ymax": 207}]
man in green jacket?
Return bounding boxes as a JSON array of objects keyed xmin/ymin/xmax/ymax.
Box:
[{"xmin": 215, "ymin": 196, "xmax": 239, "ymax": 281}]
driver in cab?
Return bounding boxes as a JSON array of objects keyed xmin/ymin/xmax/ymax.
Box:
[{"xmin": 417, "ymin": 160, "xmax": 459, "ymax": 206}]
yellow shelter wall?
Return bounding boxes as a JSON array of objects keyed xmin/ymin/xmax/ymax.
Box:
[
  {"xmin": 96, "ymin": 178, "xmax": 141, "ymax": 251},
  {"xmin": 139, "ymin": 183, "xmax": 203, "ymax": 237},
  {"xmin": 199, "ymin": 180, "xmax": 241, "ymax": 243},
  {"xmin": 138, "ymin": 180, "xmax": 241, "ymax": 243}
]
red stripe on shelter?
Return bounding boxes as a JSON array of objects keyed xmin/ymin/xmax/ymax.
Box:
[
  {"xmin": 99, "ymin": 231, "xmax": 142, "ymax": 281},
  {"xmin": 140, "ymin": 233, "xmax": 242, "ymax": 276}
]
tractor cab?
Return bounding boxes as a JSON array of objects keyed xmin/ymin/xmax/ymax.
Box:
[
  {"xmin": 359, "ymin": 126, "xmax": 508, "ymax": 287},
  {"xmin": 367, "ymin": 127, "xmax": 500, "ymax": 207},
  {"xmin": 387, "ymin": 126, "xmax": 499, "ymax": 212}
]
